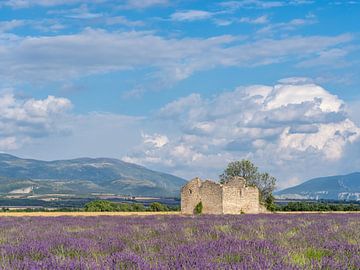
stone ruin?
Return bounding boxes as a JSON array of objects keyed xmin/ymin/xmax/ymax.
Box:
[{"xmin": 181, "ymin": 176, "xmax": 267, "ymax": 214}]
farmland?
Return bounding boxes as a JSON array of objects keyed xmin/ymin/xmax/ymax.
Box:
[{"xmin": 0, "ymin": 214, "xmax": 359, "ymax": 269}]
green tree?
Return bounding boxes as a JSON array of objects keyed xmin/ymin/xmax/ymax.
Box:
[
  {"xmin": 149, "ymin": 202, "xmax": 169, "ymax": 212},
  {"xmin": 84, "ymin": 200, "xmax": 117, "ymax": 212},
  {"xmin": 220, "ymin": 160, "xmax": 258, "ymax": 184},
  {"xmin": 131, "ymin": 203, "xmax": 146, "ymax": 212},
  {"xmin": 220, "ymin": 159, "xmax": 276, "ymax": 210}
]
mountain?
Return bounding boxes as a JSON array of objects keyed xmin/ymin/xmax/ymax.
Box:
[
  {"xmin": 275, "ymin": 172, "xmax": 360, "ymax": 201},
  {"xmin": 0, "ymin": 154, "xmax": 186, "ymax": 197}
]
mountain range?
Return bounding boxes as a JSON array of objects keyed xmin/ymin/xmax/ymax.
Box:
[
  {"xmin": 275, "ymin": 172, "xmax": 360, "ymax": 201},
  {"xmin": 0, "ymin": 154, "xmax": 186, "ymax": 197},
  {"xmin": 1, "ymin": 153, "xmax": 359, "ymax": 201}
]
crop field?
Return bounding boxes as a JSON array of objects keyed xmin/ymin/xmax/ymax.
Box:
[{"xmin": 0, "ymin": 214, "xmax": 359, "ymax": 269}]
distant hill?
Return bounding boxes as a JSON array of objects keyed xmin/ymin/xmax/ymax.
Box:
[
  {"xmin": 0, "ymin": 154, "xmax": 186, "ymax": 197},
  {"xmin": 275, "ymin": 172, "xmax": 360, "ymax": 201}
]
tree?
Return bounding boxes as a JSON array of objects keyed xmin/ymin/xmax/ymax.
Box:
[
  {"xmin": 84, "ymin": 201, "xmax": 148, "ymax": 212},
  {"xmin": 149, "ymin": 202, "xmax": 169, "ymax": 212},
  {"xmin": 220, "ymin": 160, "xmax": 276, "ymax": 210},
  {"xmin": 256, "ymin": 172, "xmax": 276, "ymax": 204},
  {"xmin": 220, "ymin": 160, "xmax": 259, "ymax": 184},
  {"xmin": 84, "ymin": 200, "xmax": 117, "ymax": 212}
]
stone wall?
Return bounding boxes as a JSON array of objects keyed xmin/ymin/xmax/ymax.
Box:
[
  {"xmin": 239, "ymin": 187, "xmax": 260, "ymax": 213},
  {"xmin": 222, "ymin": 185, "xmax": 242, "ymax": 214},
  {"xmin": 224, "ymin": 176, "xmax": 246, "ymax": 189},
  {"xmin": 199, "ymin": 181, "xmax": 223, "ymax": 214},
  {"xmin": 180, "ymin": 178, "xmax": 201, "ymax": 214}
]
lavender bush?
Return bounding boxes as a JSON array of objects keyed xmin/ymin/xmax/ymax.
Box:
[{"xmin": 0, "ymin": 214, "xmax": 359, "ymax": 269}]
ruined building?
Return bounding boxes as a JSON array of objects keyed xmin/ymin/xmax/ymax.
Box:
[{"xmin": 181, "ymin": 176, "xmax": 267, "ymax": 214}]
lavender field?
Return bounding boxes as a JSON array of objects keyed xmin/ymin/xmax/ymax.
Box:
[{"xmin": 0, "ymin": 214, "xmax": 359, "ymax": 269}]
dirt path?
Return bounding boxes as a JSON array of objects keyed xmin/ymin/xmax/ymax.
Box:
[
  {"xmin": 0, "ymin": 211, "xmax": 358, "ymax": 217},
  {"xmin": 0, "ymin": 211, "xmax": 181, "ymax": 217}
]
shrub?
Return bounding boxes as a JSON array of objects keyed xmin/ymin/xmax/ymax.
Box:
[{"xmin": 194, "ymin": 201, "xmax": 203, "ymax": 215}]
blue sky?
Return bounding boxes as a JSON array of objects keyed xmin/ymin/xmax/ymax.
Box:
[{"xmin": 0, "ymin": 0, "xmax": 360, "ymax": 188}]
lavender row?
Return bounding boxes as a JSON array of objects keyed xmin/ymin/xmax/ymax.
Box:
[{"xmin": 0, "ymin": 214, "xmax": 359, "ymax": 269}]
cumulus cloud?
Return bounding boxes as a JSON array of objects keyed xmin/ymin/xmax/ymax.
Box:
[
  {"xmin": 348, "ymin": 100, "xmax": 360, "ymax": 126},
  {"xmin": 125, "ymin": 81, "xmax": 360, "ymax": 185},
  {"xmin": 142, "ymin": 133, "xmax": 169, "ymax": 148},
  {"xmin": 0, "ymin": 91, "xmax": 72, "ymax": 150}
]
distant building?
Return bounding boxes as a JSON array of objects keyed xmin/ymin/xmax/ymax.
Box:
[{"xmin": 181, "ymin": 176, "xmax": 267, "ymax": 214}]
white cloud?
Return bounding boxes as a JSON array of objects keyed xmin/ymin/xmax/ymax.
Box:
[
  {"xmin": 122, "ymin": 0, "xmax": 168, "ymax": 9},
  {"xmin": 264, "ymin": 83, "xmax": 343, "ymax": 112},
  {"xmin": 277, "ymin": 77, "xmax": 314, "ymax": 84},
  {"xmin": 257, "ymin": 15, "xmax": 317, "ymax": 36},
  {"xmin": 0, "ymin": 91, "xmax": 72, "ymax": 150},
  {"xmin": 2, "ymin": 0, "xmax": 169, "ymax": 9},
  {"xmin": 0, "ymin": 20, "xmax": 25, "ymax": 32},
  {"xmin": 126, "ymin": 80, "xmax": 360, "ymax": 184},
  {"xmin": 297, "ymin": 48, "xmax": 349, "ymax": 68},
  {"xmin": 3, "ymin": 81, "xmax": 359, "ymax": 187},
  {"xmin": 171, "ymin": 10, "xmax": 213, "ymax": 22},
  {"xmin": 142, "ymin": 133, "xmax": 169, "ymax": 148},
  {"xmin": 105, "ymin": 16, "xmax": 144, "ymax": 27},
  {"xmin": 348, "ymin": 99, "xmax": 360, "ymax": 126},
  {"xmin": 213, "ymin": 19, "xmax": 233, "ymax": 26},
  {"xmin": 219, "ymin": 0, "xmax": 312, "ymax": 10},
  {"xmin": 214, "ymin": 14, "xmax": 268, "ymax": 27},
  {"xmin": 219, "ymin": 0, "xmax": 285, "ymax": 10},
  {"xmin": 0, "ymin": 28, "xmax": 353, "ymax": 89},
  {"xmin": 1, "ymin": 0, "xmax": 84, "ymax": 8},
  {"xmin": 0, "ymin": 29, "xmax": 233, "ymax": 84},
  {"xmin": 239, "ymin": 15, "xmax": 268, "ymax": 24},
  {"xmin": 279, "ymin": 119, "xmax": 359, "ymax": 160}
]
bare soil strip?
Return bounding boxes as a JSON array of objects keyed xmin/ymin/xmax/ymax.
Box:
[
  {"xmin": 0, "ymin": 211, "xmax": 359, "ymax": 217},
  {"xmin": 0, "ymin": 212, "xmax": 181, "ymax": 217}
]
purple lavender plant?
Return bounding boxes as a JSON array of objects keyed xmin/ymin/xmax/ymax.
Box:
[{"xmin": 0, "ymin": 214, "xmax": 359, "ymax": 269}]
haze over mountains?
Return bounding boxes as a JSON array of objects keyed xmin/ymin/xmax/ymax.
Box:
[
  {"xmin": 0, "ymin": 154, "xmax": 186, "ymax": 197},
  {"xmin": 1, "ymin": 153, "xmax": 359, "ymax": 201},
  {"xmin": 275, "ymin": 172, "xmax": 360, "ymax": 201}
]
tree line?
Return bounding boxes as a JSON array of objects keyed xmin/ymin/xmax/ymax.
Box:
[
  {"xmin": 275, "ymin": 201, "xmax": 360, "ymax": 211},
  {"xmin": 83, "ymin": 200, "xmax": 179, "ymax": 212}
]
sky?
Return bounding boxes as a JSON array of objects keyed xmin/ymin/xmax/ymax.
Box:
[{"xmin": 0, "ymin": 0, "xmax": 360, "ymax": 189}]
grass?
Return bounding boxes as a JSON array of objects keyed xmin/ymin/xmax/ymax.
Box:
[{"xmin": 291, "ymin": 248, "xmax": 331, "ymax": 267}]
